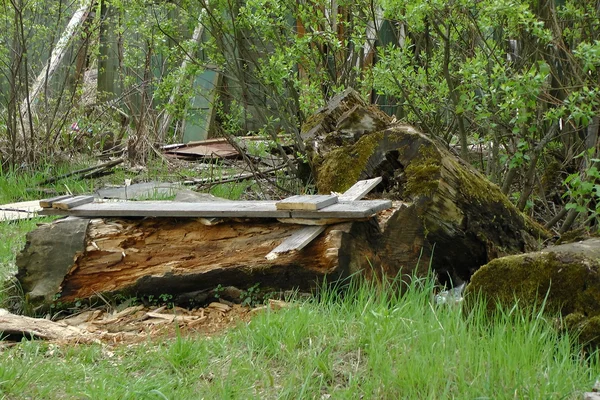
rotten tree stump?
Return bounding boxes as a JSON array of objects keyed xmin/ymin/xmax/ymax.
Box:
[{"xmin": 304, "ymin": 89, "xmax": 549, "ymax": 286}]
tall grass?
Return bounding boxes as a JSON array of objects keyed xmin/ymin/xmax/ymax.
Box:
[{"xmin": 0, "ymin": 276, "xmax": 597, "ymax": 399}]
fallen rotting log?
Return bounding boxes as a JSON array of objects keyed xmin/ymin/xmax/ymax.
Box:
[
  {"xmin": 303, "ymin": 88, "xmax": 549, "ymax": 286},
  {"xmin": 464, "ymin": 238, "xmax": 600, "ymax": 348},
  {"xmin": 16, "ymin": 215, "xmax": 381, "ymax": 310},
  {"xmin": 16, "ymin": 178, "xmax": 391, "ymax": 311}
]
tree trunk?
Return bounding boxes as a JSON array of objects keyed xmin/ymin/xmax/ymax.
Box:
[
  {"xmin": 15, "ymin": 215, "xmax": 381, "ymax": 311},
  {"xmin": 305, "ymin": 89, "xmax": 549, "ymax": 286}
]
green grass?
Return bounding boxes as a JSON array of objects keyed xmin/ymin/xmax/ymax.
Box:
[{"xmin": 0, "ymin": 277, "xmax": 598, "ymax": 399}]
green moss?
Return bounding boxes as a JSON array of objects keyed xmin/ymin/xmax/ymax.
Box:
[
  {"xmin": 301, "ymin": 112, "xmax": 326, "ymax": 136},
  {"xmin": 316, "ymin": 132, "xmax": 384, "ymax": 193},
  {"xmin": 556, "ymin": 228, "xmax": 589, "ymax": 245},
  {"xmin": 445, "ymin": 157, "xmax": 548, "ymax": 239},
  {"xmin": 465, "ymin": 251, "xmax": 600, "ymax": 317},
  {"xmin": 565, "ymin": 313, "xmax": 600, "ymax": 348},
  {"xmin": 446, "ymin": 157, "xmax": 512, "ymax": 207},
  {"xmin": 404, "ymin": 144, "xmax": 442, "ymax": 198}
]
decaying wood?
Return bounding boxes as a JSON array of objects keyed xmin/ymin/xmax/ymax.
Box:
[
  {"xmin": 15, "ymin": 91, "xmax": 550, "ymax": 310},
  {"xmin": 304, "ymin": 89, "xmax": 549, "ymax": 286},
  {"xmin": 16, "ymin": 218, "xmax": 89, "ymax": 305},
  {"xmin": 16, "ymin": 215, "xmax": 380, "ymax": 309},
  {"xmin": 0, "ymin": 309, "xmax": 84, "ymax": 341}
]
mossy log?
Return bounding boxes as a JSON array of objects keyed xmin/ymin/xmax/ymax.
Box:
[
  {"xmin": 305, "ymin": 89, "xmax": 549, "ymax": 285},
  {"xmin": 15, "ymin": 215, "xmax": 389, "ymax": 311},
  {"xmin": 464, "ymin": 238, "xmax": 600, "ymax": 348}
]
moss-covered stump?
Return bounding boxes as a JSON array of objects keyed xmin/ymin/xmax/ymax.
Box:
[
  {"xmin": 305, "ymin": 115, "xmax": 548, "ymax": 285},
  {"xmin": 464, "ymin": 239, "xmax": 600, "ymax": 347}
]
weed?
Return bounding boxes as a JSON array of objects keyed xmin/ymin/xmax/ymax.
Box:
[
  {"xmin": 241, "ymin": 283, "xmax": 261, "ymax": 307},
  {"xmin": 213, "ymin": 284, "xmax": 224, "ymax": 299}
]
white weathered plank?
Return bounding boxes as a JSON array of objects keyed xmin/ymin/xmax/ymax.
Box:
[
  {"xmin": 290, "ymin": 200, "xmax": 390, "ymax": 218},
  {"xmin": 39, "ymin": 199, "xmax": 392, "ymax": 219},
  {"xmin": 52, "ymin": 195, "xmax": 95, "ymax": 210},
  {"xmin": 266, "ymin": 226, "xmax": 326, "ymax": 260},
  {"xmin": 276, "ymin": 195, "xmax": 338, "ymax": 210},
  {"xmin": 277, "ymin": 217, "xmax": 361, "ymax": 225},
  {"xmin": 0, "ymin": 200, "xmax": 43, "ymax": 222},
  {"xmin": 338, "ymin": 177, "xmax": 382, "ymax": 201}
]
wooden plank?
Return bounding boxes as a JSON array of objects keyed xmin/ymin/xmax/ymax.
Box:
[
  {"xmin": 277, "ymin": 217, "xmax": 362, "ymax": 225},
  {"xmin": 39, "ymin": 199, "xmax": 392, "ymax": 219},
  {"xmin": 338, "ymin": 177, "xmax": 382, "ymax": 201},
  {"xmin": 276, "ymin": 195, "xmax": 338, "ymax": 211},
  {"xmin": 266, "ymin": 226, "xmax": 326, "ymax": 260},
  {"xmin": 0, "ymin": 200, "xmax": 43, "ymax": 222},
  {"xmin": 39, "ymin": 195, "xmax": 74, "ymax": 208},
  {"xmin": 266, "ymin": 177, "xmax": 385, "ymax": 259},
  {"xmin": 290, "ymin": 200, "xmax": 391, "ymax": 218},
  {"xmin": 52, "ymin": 196, "xmax": 95, "ymax": 210}
]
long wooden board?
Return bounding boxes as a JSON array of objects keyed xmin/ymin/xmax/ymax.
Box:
[
  {"xmin": 0, "ymin": 200, "xmax": 43, "ymax": 222},
  {"xmin": 38, "ymin": 199, "xmax": 392, "ymax": 219}
]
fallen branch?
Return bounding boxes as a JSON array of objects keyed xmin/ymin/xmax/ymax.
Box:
[
  {"xmin": 38, "ymin": 158, "xmax": 125, "ymax": 185},
  {"xmin": 0, "ymin": 308, "xmax": 84, "ymax": 341},
  {"xmin": 184, "ymin": 165, "xmax": 286, "ymax": 186}
]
